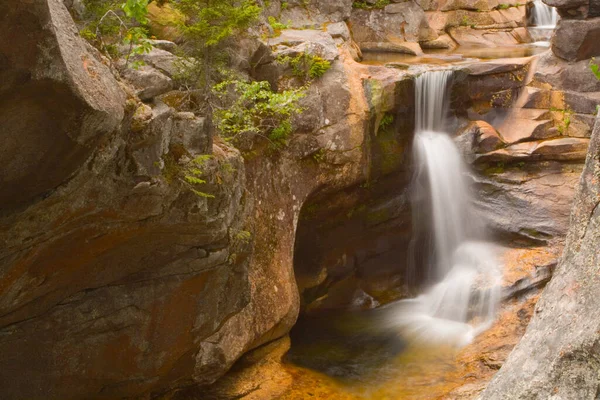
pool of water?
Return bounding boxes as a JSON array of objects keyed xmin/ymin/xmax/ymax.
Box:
[
  {"xmin": 281, "ymin": 308, "xmax": 465, "ymax": 400},
  {"xmin": 361, "ymin": 43, "xmax": 549, "ymax": 68}
]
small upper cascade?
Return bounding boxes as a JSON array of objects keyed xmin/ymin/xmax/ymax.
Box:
[{"xmin": 531, "ymin": 0, "xmax": 558, "ymax": 28}]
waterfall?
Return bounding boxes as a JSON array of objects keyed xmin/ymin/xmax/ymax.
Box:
[
  {"xmin": 389, "ymin": 71, "xmax": 502, "ymax": 347},
  {"xmin": 531, "ymin": 0, "xmax": 558, "ymax": 28}
]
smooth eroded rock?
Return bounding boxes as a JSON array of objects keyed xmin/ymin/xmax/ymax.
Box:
[
  {"xmin": 552, "ymin": 17, "xmax": 600, "ymax": 61},
  {"xmin": 0, "ymin": 0, "xmax": 125, "ymax": 209}
]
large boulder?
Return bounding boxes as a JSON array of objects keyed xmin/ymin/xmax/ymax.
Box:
[
  {"xmin": 0, "ymin": 0, "xmax": 126, "ymax": 209},
  {"xmin": 552, "ymin": 17, "xmax": 600, "ymax": 61},
  {"xmin": 480, "ymin": 116, "xmax": 600, "ymax": 399}
]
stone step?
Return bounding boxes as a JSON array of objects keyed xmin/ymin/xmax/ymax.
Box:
[
  {"xmin": 495, "ymin": 118, "xmax": 553, "ymax": 144},
  {"xmin": 475, "ymin": 138, "xmax": 590, "ymax": 163},
  {"xmin": 522, "ymin": 87, "xmax": 600, "ymax": 115}
]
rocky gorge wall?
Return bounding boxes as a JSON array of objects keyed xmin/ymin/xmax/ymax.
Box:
[
  {"xmin": 0, "ymin": 0, "xmax": 402, "ymax": 398},
  {"xmin": 478, "ymin": 0, "xmax": 600, "ymax": 396}
]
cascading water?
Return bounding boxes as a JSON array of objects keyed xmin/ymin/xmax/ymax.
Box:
[
  {"xmin": 389, "ymin": 70, "xmax": 502, "ymax": 347},
  {"xmin": 528, "ymin": 0, "xmax": 559, "ymax": 44},
  {"xmin": 531, "ymin": 0, "xmax": 558, "ymax": 28}
]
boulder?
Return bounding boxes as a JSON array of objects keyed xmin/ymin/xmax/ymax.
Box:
[
  {"xmin": 543, "ymin": 0, "xmax": 587, "ymax": 10},
  {"xmin": 137, "ymin": 47, "xmax": 186, "ymax": 79},
  {"xmin": 0, "ymin": 0, "xmax": 125, "ymax": 209},
  {"xmin": 449, "ymin": 27, "xmax": 522, "ymax": 47},
  {"xmin": 269, "ymin": 29, "xmax": 340, "ymax": 62},
  {"xmin": 0, "ymin": 32, "xmax": 374, "ymax": 399},
  {"xmin": 146, "ymin": 2, "xmax": 185, "ymax": 43},
  {"xmin": 552, "ymin": 17, "xmax": 600, "ymax": 61},
  {"xmin": 121, "ymin": 65, "xmax": 174, "ymax": 101},
  {"xmin": 480, "ymin": 116, "xmax": 600, "ymax": 399},
  {"xmin": 455, "ymin": 120, "xmax": 506, "ymax": 157},
  {"xmin": 496, "ymin": 118, "xmax": 553, "ymax": 144},
  {"xmin": 349, "ymin": 4, "xmax": 434, "ymax": 47},
  {"xmin": 326, "ymin": 21, "xmax": 351, "ymax": 41},
  {"xmin": 534, "ymin": 51, "xmax": 600, "ymax": 92},
  {"xmin": 279, "ymin": 0, "xmax": 353, "ymax": 28},
  {"xmin": 473, "ymin": 162, "xmax": 583, "ymax": 242},
  {"xmin": 420, "ymin": 34, "xmax": 458, "ymax": 49},
  {"xmin": 476, "ymin": 138, "xmax": 590, "ymax": 162},
  {"xmin": 360, "ymin": 41, "xmax": 425, "ymax": 55}
]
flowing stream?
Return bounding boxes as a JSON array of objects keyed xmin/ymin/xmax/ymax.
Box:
[
  {"xmin": 390, "ymin": 70, "xmax": 502, "ymax": 347},
  {"xmin": 531, "ymin": 0, "xmax": 558, "ymax": 28},
  {"xmin": 528, "ymin": 0, "xmax": 559, "ymax": 44}
]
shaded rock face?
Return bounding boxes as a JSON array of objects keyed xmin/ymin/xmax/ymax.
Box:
[
  {"xmin": 480, "ymin": 116, "xmax": 600, "ymax": 400},
  {"xmin": 0, "ymin": 0, "xmax": 125, "ymax": 210},
  {"xmin": 548, "ymin": 0, "xmax": 600, "ymax": 61},
  {"xmin": 292, "ymin": 72, "xmax": 418, "ymax": 312},
  {"xmin": 0, "ymin": 5, "xmax": 373, "ymax": 399},
  {"xmin": 553, "ymin": 18, "xmax": 600, "ymax": 61}
]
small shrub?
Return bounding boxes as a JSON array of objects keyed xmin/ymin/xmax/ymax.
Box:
[
  {"xmin": 268, "ymin": 16, "xmax": 290, "ymax": 36},
  {"xmin": 79, "ymin": 0, "xmax": 153, "ymax": 68},
  {"xmin": 277, "ymin": 53, "xmax": 331, "ymax": 82},
  {"xmin": 379, "ymin": 114, "xmax": 394, "ymax": 130},
  {"xmin": 182, "ymin": 155, "xmax": 215, "ymax": 198},
  {"xmin": 213, "ymin": 79, "xmax": 306, "ymax": 148},
  {"xmin": 557, "ymin": 109, "xmax": 573, "ymax": 134}
]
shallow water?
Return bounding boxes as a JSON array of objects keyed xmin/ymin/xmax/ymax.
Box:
[
  {"xmin": 361, "ymin": 44, "xmax": 548, "ymax": 67},
  {"xmin": 283, "ymin": 309, "xmax": 465, "ymax": 400}
]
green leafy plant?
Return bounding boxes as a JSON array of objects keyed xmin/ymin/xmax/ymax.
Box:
[
  {"xmin": 379, "ymin": 113, "xmax": 394, "ymax": 130},
  {"xmin": 590, "ymin": 58, "xmax": 600, "ymax": 80},
  {"xmin": 235, "ymin": 230, "xmax": 252, "ymax": 243},
  {"xmin": 173, "ymin": 0, "xmax": 261, "ymax": 92},
  {"xmin": 557, "ymin": 109, "xmax": 573, "ymax": 134},
  {"xmin": 267, "ymin": 16, "xmax": 290, "ymax": 36},
  {"xmin": 277, "ymin": 53, "xmax": 331, "ymax": 82},
  {"xmin": 213, "ymin": 79, "xmax": 306, "ymax": 148},
  {"xmin": 182, "ymin": 155, "xmax": 215, "ymax": 198},
  {"xmin": 80, "ymin": 0, "xmax": 152, "ymax": 68}
]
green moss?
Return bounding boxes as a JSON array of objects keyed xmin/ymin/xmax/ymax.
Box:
[
  {"xmin": 162, "ymin": 153, "xmax": 182, "ymax": 184},
  {"xmin": 352, "ymin": 0, "xmax": 390, "ymax": 9},
  {"xmin": 484, "ymin": 162, "xmax": 506, "ymax": 175},
  {"xmin": 312, "ymin": 148, "xmax": 326, "ymax": 163},
  {"xmin": 379, "ymin": 114, "xmax": 394, "ymax": 130},
  {"xmin": 366, "ymin": 208, "xmax": 391, "ymax": 225}
]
